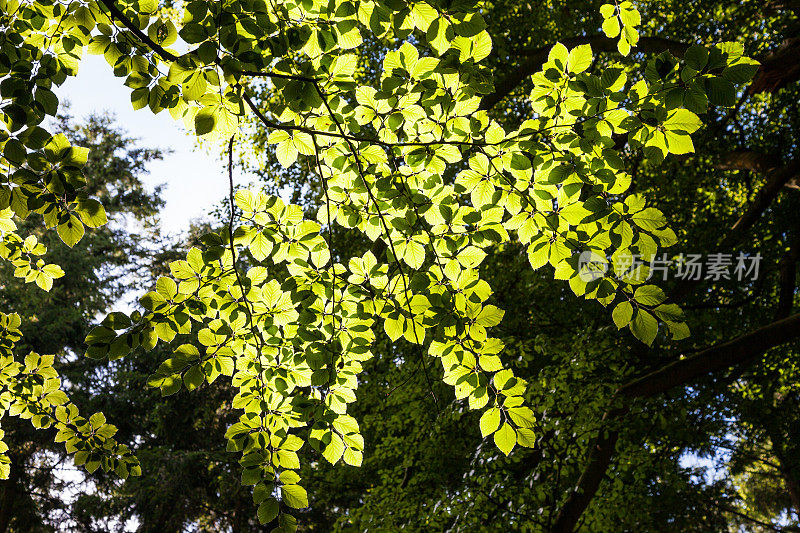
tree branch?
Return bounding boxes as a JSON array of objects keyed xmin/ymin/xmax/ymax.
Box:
[
  {"xmin": 551, "ymin": 407, "xmax": 626, "ymax": 533},
  {"xmin": 620, "ymin": 313, "xmax": 800, "ymax": 399},
  {"xmin": 716, "ymin": 151, "xmax": 782, "ymax": 174},
  {"xmin": 670, "ymin": 157, "xmax": 800, "ymax": 302},
  {"xmin": 480, "ymin": 36, "xmax": 690, "ymax": 111},
  {"xmin": 97, "ymin": 0, "xmax": 318, "ymax": 82},
  {"xmin": 749, "ymin": 36, "xmax": 800, "ymax": 95},
  {"xmin": 552, "ymin": 313, "xmax": 800, "ymax": 532},
  {"xmin": 709, "ymin": 160, "xmax": 799, "ymax": 247},
  {"xmin": 708, "ymin": 499, "xmax": 787, "ymax": 532},
  {"xmin": 97, "ymin": 0, "xmax": 178, "ymax": 61},
  {"xmin": 776, "ymin": 228, "xmax": 800, "ymax": 320}
]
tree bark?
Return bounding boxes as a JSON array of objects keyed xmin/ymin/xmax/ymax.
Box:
[
  {"xmin": 551, "ymin": 408, "xmax": 626, "ymax": 533},
  {"xmin": 749, "ymin": 36, "xmax": 800, "ymax": 95},
  {"xmin": 716, "ymin": 151, "xmax": 782, "ymax": 174},
  {"xmin": 776, "ymin": 228, "xmax": 800, "ymax": 320},
  {"xmin": 620, "ymin": 314, "xmax": 800, "ymax": 399}
]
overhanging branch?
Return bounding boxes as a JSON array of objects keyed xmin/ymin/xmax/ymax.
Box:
[
  {"xmin": 620, "ymin": 313, "xmax": 800, "ymax": 399},
  {"xmin": 552, "ymin": 312, "xmax": 800, "ymax": 532}
]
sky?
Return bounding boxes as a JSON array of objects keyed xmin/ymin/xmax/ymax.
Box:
[
  {"xmin": 52, "ymin": 56, "xmax": 227, "ymax": 532},
  {"xmin": 54, "ymin": 54, "xmax": 231, "ymax": 234}
]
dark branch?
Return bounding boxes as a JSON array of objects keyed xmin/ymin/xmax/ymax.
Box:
[
  {"xmin": 97, "ymin": 0, "xmax": 317, "ymax": 83},
  {"xmin": 480, "ymin": 36, "xmax": 690, "ymax": 111},
  {"xmin": 670, "ymin": 157, "xmax": 800, "ymax": 302},
  {"xmin": 551, "ymin": 408, "xmax": 626, "ymax": 533},
  {"xmin": 716, "ymin": 151, "xmax": 782, "ymax": 174},
  {"xmin": 552, "ymin": 312, "xmax": 800, "ymax": 532},
  {"xmin": 776, "ymin": 227, "xmax": 800, "ymax": 320},
  {"xmin": 620, "ymin": 313, "xmax": 800, "ymax": 399},
  {"xmin": 750, "ymin": 36, "xmax": 800, "ymax": 94},
  {"xmin": 708, "ymin": 499, "xmax": 787, "ymax": 532},
  {"xmin": 714, "ymin": 158, "xmax": 799, "ymax": 243},
  {"xmin": 98, "ymin": 0, "xmax": 179, "ymax": 61}
]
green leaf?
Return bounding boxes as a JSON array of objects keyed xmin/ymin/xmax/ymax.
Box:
[
  {"xmin": 493, "ymin": 422, "xmax": 516, "ymax": 456},
  {"xmin": 479, "ymin": 407, "xmax": 501, "ymax": 437},
  {"xmin": 454, "ymin": 13, "xmax": 486, "ymax": 38},
  {"xmin": 548, "ymin": 42, "xmax": 569, "ymax": 68},
  {"xmin": 3, "ymin": 139, "xmax": 26, "ymax": 165},
  {"xmin": 148, "ymin": 19, "xmax": 177, "ymax": 47},
  {"xmin": 722, "ymin": 62, "xmax": 759, "ymax": 84},
  {"xmin": 195, "ymin": 107, "xmax": 217, "ymax": 136},
  {"xmin": 612, "ymin": 301, "xmax": 633, "ymax": 329},
  {"xmin": 137, "ymin": 0, "xmax": 158, "ymax": 14},
  {"xmin": 664, "ymin": 131, "xmax": 694, "ymax": 155},
  {"xmin": 183, "ymin": 365, "xmax": 204, "ymax": 390},
  {"xmin": 403, "ymin": 241, "xmax": 426, "ymax": 269},
  {"xmin": 276, "ymin": 141, "xmax": 299, "ymax": 168},
  {"xmin": 704, "ymin": 77, "xmax": 737, "ymax": 107},
  {"xmin": 471, "ymin": 31, "xmax": 492, "ymax": 62},
  {"xmin": 617, "ymin": 35, "xmax": 631, "ymax": 56},
  {"xmin": 634, "ymin": 285, "xmax": 665, "ymax": 306},
  {"xmin": 620, "ymin": 7, "xmax": 641, "ymax": 28},
  {"xmin": 683, "ymin": 86, "xmax": 708, "ymax": 114},
  {"xmin": 73, "ymin": 6, "xmax": 96, "ymax": 31},
  {"xmin": 258, "ymin": 498, "xmax": 280, "ymax": 524},
  {"xmin": 630, "ymin": 310, "xmax": 658, "ymax": 345},
  {"xmin": 89, "ymin": 412, "xmax": 106, "ymax": 427},
  {"xmin": 249, "ymin": 232, "xmax": 274, "ymax": 262},
  {"xmin": 278, "ymin": 513, "xmax": 298, "ymax": 533},
  {"xmin": 664, "ymin": 109, "xmax": 702, "ymax": 133},
  {"xmin": 568, "ymin": 44, "xmax": 593, "ymax": 74},
  {"xmin": 507, "ymin": 406, "xmax": 536, "ymax": 428},
  {"xmin": 280, "ymin": 484, "xmax": 308, "ymax": 509},
  {"xmin": 667, "ymin": 321, "xmax": 691, "ymax": 341},
  {"xmin": 76, "ymin": 198, "xmax": 107, "ymax": 228},
  {"xmin": 684, "ymin": 45, "xmax": 709, "ymax": 70},
  {"xmin": 602, "ymin": 17, "xmax": 620, "ymax": 38},
  {"xmin": 322, "ymin": 434, "xmax": 345, "ymax": 464},
  {"xmin": 183, "ymin": 73, "xmax": 208, "ymax": 101},
  {"xmin": 600, "ymin": 3, "xmax": 616, "ymax": 18},
  {"xmin": 57, "ymin": 215, "xmax": 85, "ymax": 247},
  {"xmin": 653, "ymin": 303, "xmax": 684, "ymax": 322},
  {"xmin": 384, "ymin": 316, "xmax": 403, "ymax": 342},
  {"xmin": 631, "ymin": 207, "xmax": 666, "ymax": 231},
  {"xmin": 159, "ymin": 376, "xmax": 182, "ymax": 396}
]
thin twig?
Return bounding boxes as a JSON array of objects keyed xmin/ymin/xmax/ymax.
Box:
[
  {"xmin": 97, "ymin": 0, "xmax": 317, "ymax": 83},
  {"xmin": 311, "ymin": 134, "xmax": 341, "ymax": 402},
  {"xmin": 310, "ymin": 82, "xmax": 439, "ymax": 412}
]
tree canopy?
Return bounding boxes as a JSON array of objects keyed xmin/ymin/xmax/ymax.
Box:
[{"xmin": 2, "ymin": 0, "xmax": 800, "ymax": 531}]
